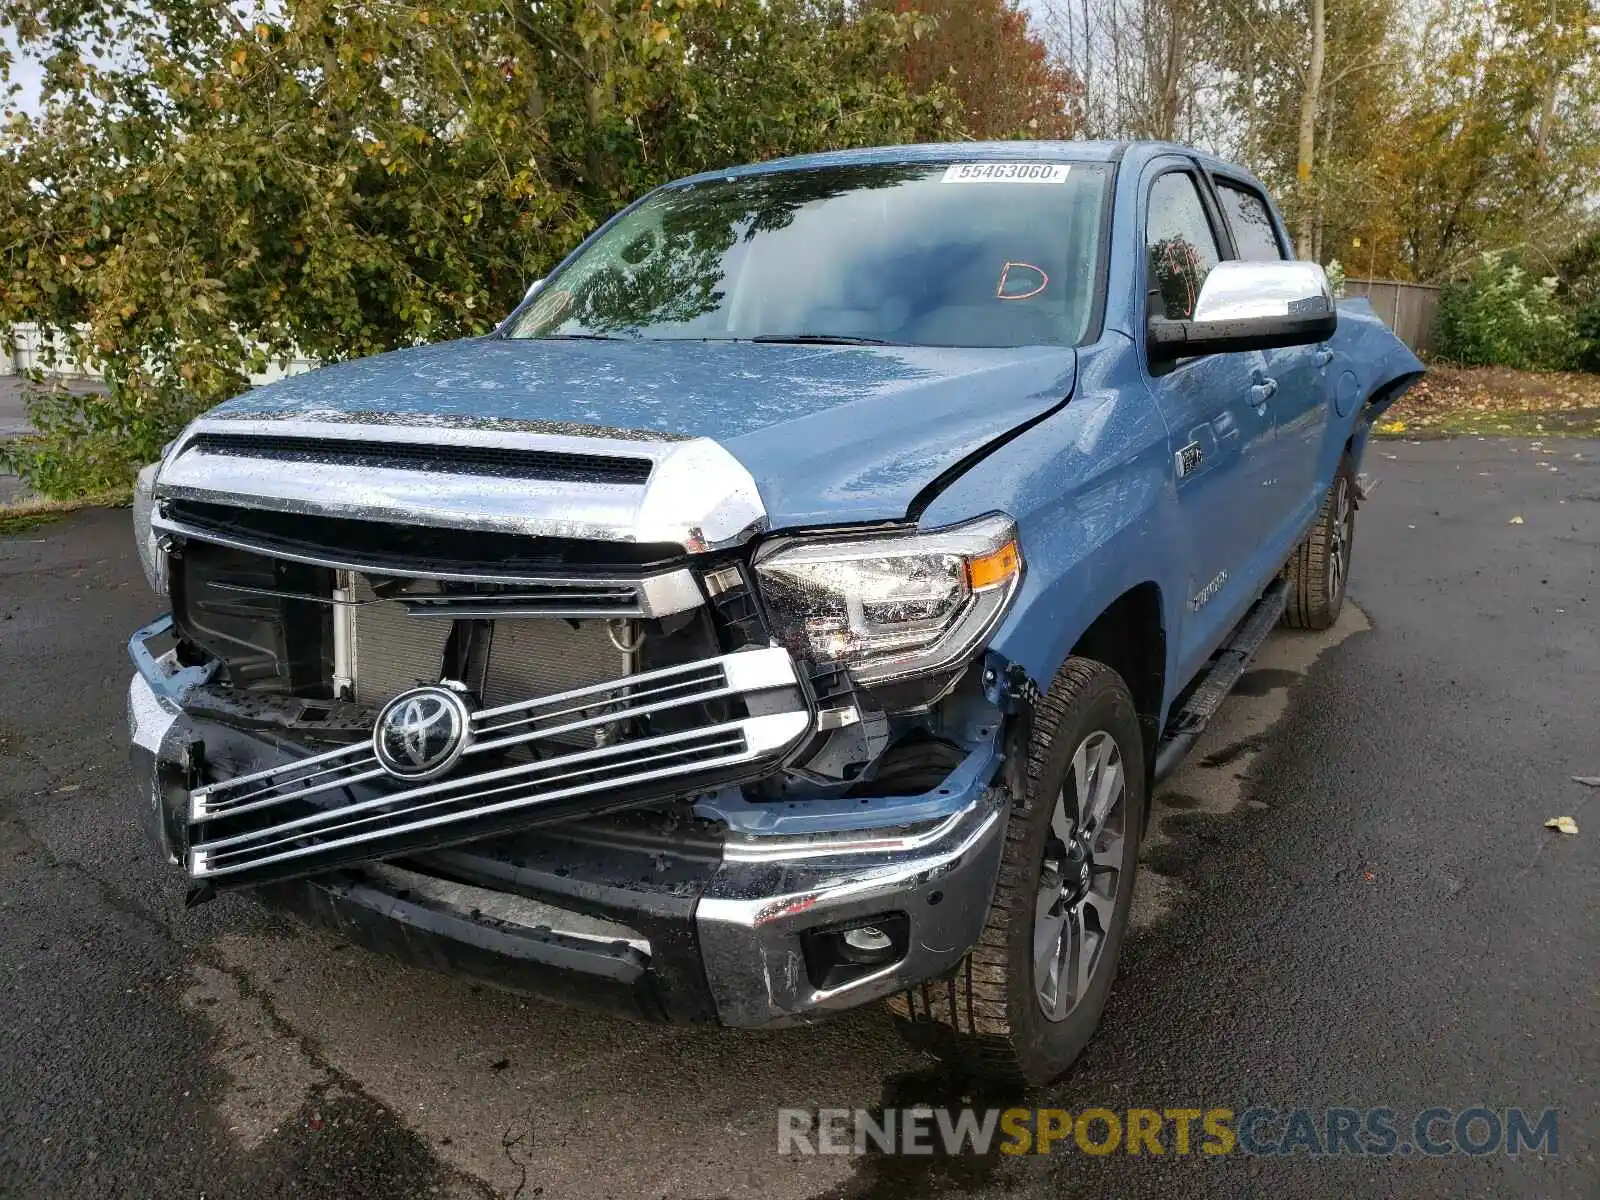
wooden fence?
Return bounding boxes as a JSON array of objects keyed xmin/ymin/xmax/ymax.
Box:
[{"xmin": 1342, "ymin": 278, "xmax": 1441, "ymax": 356}]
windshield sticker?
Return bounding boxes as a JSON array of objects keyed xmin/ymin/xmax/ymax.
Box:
[
  {"xmin": 996, "ymin": 261, "xmax": 1049, "ymax": 300},
  {"xmin": 941, "ymin": 163, "xmax": 1071, "ymax": 184}
]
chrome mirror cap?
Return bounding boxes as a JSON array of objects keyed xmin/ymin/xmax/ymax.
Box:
[
  {"xmin": 1149, "ymin": 260, "xmax": 1337, "ymax": 361},
  {"xmin": 1192, "ymin": 260, "xmax": 1334, "ymax": 323}
]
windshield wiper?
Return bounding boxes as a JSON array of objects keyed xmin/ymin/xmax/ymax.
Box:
[
  {"xmin": 540, "ymin": 332, "xmax": 634, "ymax": 341},
  {"xmin": 749, "ymin": 333, "xmax": 894, "ymax": 346}
]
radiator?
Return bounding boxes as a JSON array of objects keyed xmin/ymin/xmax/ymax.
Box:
[{"xmin": 345, "ymin": 576, "xmax": 628, "ymax": 727}]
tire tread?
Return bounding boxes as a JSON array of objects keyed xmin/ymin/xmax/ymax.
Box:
[
  {"xmin": 887, "ymin": 657, "xmax": 1132, "ymax": 1079},
  {"xmin": 1283, "ymin": 459, "xmax": 1354, "ymax": 631}
]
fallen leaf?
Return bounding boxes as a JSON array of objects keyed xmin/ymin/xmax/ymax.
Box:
[
  {"xmin": 1572, "ymin": 776, "xmax": 1600, "ymax": 787},
  {"xmin": 1544, "ymin": 816, "xmax": 1579, "ymax": 835},
  {"xmin": 1508, "ymin": 515, "xmax": 1525, "ymax": 524}
]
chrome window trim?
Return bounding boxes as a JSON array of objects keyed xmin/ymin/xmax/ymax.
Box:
[{"xmin": 154, "ymin": 415, "xmax": 768, "ymax": 554}]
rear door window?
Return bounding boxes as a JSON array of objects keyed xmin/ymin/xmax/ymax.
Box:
[{"xmin": 1215, "ymin": 181, "xmax": 1285, "ymax": 261}]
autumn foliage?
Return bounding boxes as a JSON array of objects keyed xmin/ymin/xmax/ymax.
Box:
[{"xmin": 878, "ymin": 0, "xmax": 1083, "ymax": 139}]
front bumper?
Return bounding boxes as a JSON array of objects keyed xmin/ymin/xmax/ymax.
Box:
[{"xmin": 128, "ymin": 623, "xmax": 1009, "ymax": 1027}]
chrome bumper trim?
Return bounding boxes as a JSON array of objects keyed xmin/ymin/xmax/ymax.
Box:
[
  {"xmin": 362, "ymin": 863, "xmax": 652, "ymax": 955},
  {"xmin": 697, "ymin": 785, "xmax": 1007, "ymax": 1027},
  {"xmin": 128, "ymin": 670, "xmax": 181, "ymax": 758},
  {"xmin": 156, "ymin": 416, "xmax": 769, "ymax": 553}
]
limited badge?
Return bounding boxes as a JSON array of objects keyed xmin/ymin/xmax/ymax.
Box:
[{"xmin": 1175, "ymin": 442, "xmax": 1204, "ymax": 478}]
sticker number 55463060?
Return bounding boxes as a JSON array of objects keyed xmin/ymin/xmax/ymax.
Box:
[{"xmin": 941, "ymin": 163, "xmax": 1071, "ymax": 184}]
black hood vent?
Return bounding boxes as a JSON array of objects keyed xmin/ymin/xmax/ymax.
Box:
[{"xmin": 189, "ymin": 432, "xmax": 653, "ymax": 486}]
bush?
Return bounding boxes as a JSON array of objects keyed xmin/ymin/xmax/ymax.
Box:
[
  {"xmin": 1435, "ymin": 252, "xmax": 1574, "ymax": 370},
  {"xmin": 1573, "ymin": 300, "xmax": 1600, "ymax": 374},
  {"xmin": 1557, "ymin": 232, "xmax": 1600, "ymax": 373}
]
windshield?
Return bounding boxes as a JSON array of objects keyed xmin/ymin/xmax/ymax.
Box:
[{"xmin": 505, "ymin": 161, "xmax": 1110, "ymax": 348}]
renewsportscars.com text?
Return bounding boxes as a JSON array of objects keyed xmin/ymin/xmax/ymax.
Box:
[{"xmin": 777, "ymin": 1106, "xmax": 1560, "ymax": 1158}]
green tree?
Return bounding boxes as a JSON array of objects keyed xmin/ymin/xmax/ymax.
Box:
[
  {"xmin": 0, "ymin": 0, "xmax": 959, "ymax": 496},
  {"xmin": 1375, "ymin": 0, "xmax": 1599, "ymax": 281}
]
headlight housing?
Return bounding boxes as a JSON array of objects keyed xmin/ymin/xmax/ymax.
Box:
[
  {"xmin": 132, "ymin": 461, "xmax": 168, "ymax": 596},
  {"xmin": 753, "ymin": 513, "xmax": 1022, "ymax": 686}
]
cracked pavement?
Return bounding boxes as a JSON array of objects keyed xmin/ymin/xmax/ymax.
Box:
[{"xmin": 1, "ymin": 437, "xmax": 1595, "ymax": 1198}]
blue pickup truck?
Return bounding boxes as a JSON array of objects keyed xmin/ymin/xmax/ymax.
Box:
[{"xmin": 127, "ymin": 141, "xmax": 1422, "ymax": 1082}]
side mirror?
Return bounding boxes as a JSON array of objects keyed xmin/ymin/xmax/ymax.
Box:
[{"xmin": 1149, "ymin": 261, "xmax": 1336, "ymax": 361}]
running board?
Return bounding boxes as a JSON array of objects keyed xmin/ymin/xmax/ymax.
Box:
[{"xmin": 1153, "ymin": 579, "xmax": 1287, "ymax": 782}]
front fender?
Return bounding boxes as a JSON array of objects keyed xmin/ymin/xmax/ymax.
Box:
[{"xmin": 917, "ymin": 339, "xmax": 1180, "ymax": 721}]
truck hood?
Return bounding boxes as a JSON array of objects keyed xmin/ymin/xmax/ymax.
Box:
[{"xmin": 209, "ymin": 337, "xmax": 1078, "ymax": 529}]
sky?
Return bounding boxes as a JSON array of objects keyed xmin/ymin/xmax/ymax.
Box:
[{"xmin": 2, "ymin": 30, "xmax": 46, "ymax": 114}]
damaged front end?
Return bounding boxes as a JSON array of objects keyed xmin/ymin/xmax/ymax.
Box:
[{"xmin": 127, "ymin": 416, "xmax": 1016, "ymax": 1025}]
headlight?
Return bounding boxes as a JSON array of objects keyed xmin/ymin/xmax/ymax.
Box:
[
  {"xmin": 754, "ymin": 513, "xmax": 1022, "ymax": 685},
  {"xmin": 133, "ymin": 462, "xmax": 168, "ymax": 596}
]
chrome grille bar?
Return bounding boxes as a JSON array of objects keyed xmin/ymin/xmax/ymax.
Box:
[
  {"xmin": 195, "ymin": 727, "xmax": 751, "ymax": 876},
  {"xmin": 153, "ymin": 508, "xmax": 704, "ymax": 616},
  {"xmin": 191, "ymin": 650, "xmax": 783, "ymax": 821},
  {"xmin": 185, "ymin": 647, "xmax": 809, "ymax": 884}
]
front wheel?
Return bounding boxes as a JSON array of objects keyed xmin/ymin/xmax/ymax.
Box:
[
  {"xmin": 888, "ymin": 658, "xmax": 1145, "ymax": 1085},
  {"xmin": 1283, "ymin": 459, "xmax": 1356, "ymax": 631}
]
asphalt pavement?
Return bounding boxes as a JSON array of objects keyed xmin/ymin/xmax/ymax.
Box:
[{"xmin": 1, "ymin": 437, "xmax": 1595, "ymax": 1199}]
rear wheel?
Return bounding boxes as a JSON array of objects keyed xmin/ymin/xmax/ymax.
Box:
[
  {"xmin": 1283, "ymin": 459, "xmax": 1356, "ymax": 631},
  {"xmin": 888, "ymin": 658, "xmax": 1145, "ymax": 1084}
]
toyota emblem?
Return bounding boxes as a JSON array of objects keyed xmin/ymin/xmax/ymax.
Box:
[{"xmin": 372, "ymin": 685, "xmax": 473, "ymax": 780}]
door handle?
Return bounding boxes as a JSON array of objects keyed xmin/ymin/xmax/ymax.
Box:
[
  {"xmin": 1250, "ymin": 377, "xmax": 1278, "ymax": 405},
  {"xmin": 1314, "ymin": 346, "xmax": 1335, "ymax": 368}
]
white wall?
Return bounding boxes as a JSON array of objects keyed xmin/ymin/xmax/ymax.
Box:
[{"xmin": 1, "ymin": 324, "xmax": 319, "ymax": 386}]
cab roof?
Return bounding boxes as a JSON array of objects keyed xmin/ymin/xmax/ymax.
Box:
[{"xmin": 671, "ymin": 140, "xmax": 1241, "ymax": 187}]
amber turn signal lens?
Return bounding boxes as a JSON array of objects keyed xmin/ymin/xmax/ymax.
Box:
[{"xmin": 966, "ymin": 539, "xmax": 1021, "ymax": 591}]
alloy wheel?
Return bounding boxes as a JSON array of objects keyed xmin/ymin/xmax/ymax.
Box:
[
  {"xmin": 1328, "ymin": 475, "xmax": 1354, "ymax": 607},
  {"xmin": 1033, "ymin": 731, "xmax": 1128, "ymax": 1021}
]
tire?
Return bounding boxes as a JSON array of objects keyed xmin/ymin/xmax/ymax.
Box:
[
  {"xmin": 1283, "ymin": 458, "xmax": 1356, "ymax": 631},
  {"xmin": 887, "ymin": 658, "xmax": 1145, "ymax": 1085}
]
